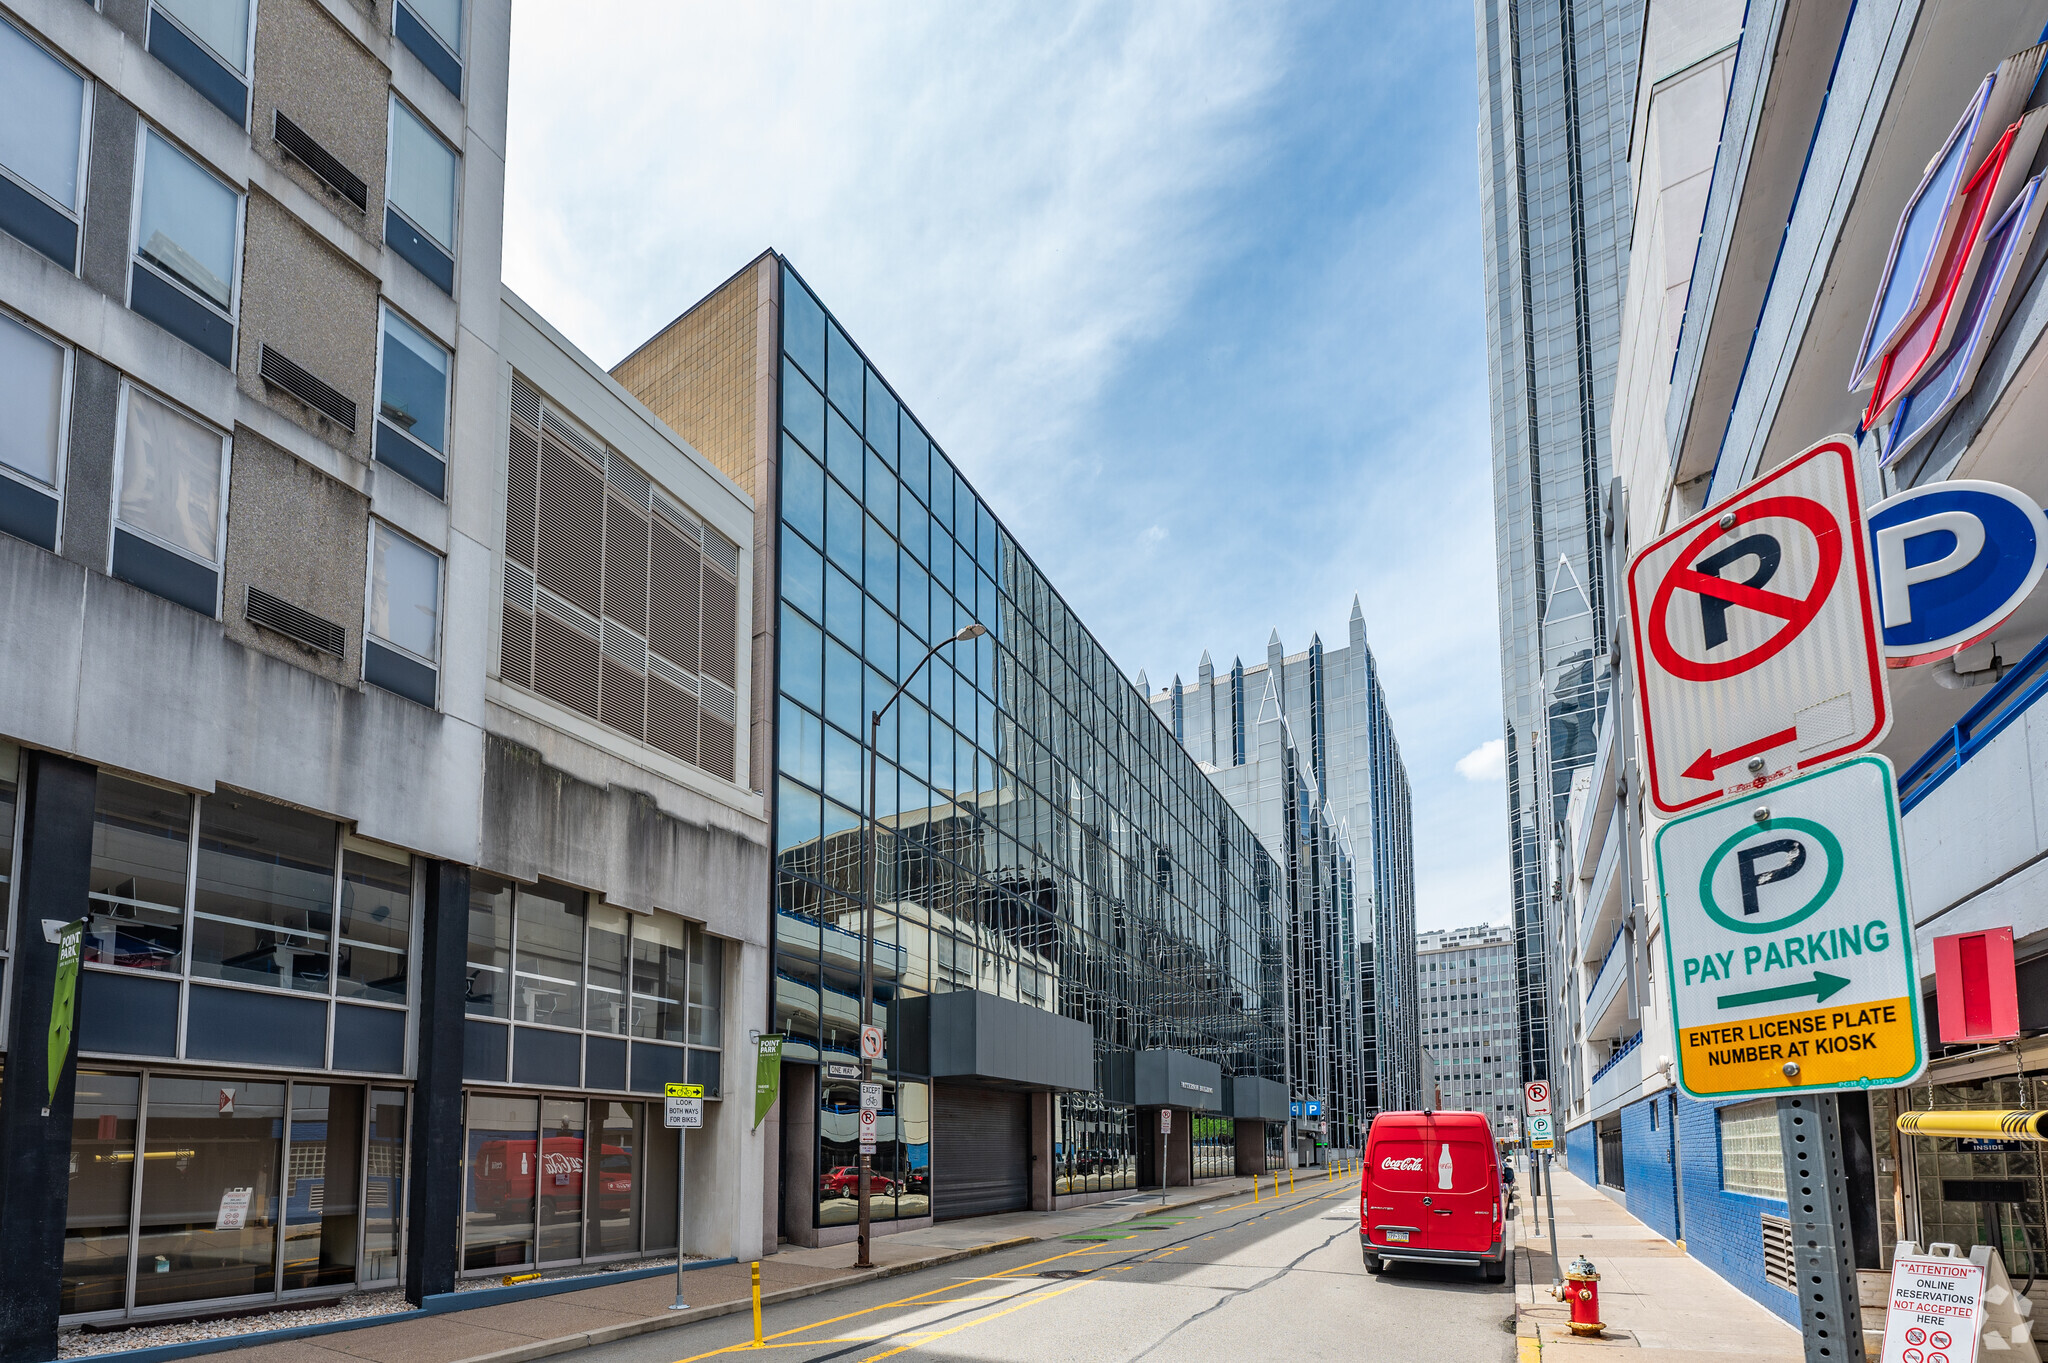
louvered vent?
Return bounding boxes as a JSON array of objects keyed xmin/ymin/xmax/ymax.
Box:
[
  {"xmin": 1760, "ymin": 1214, "xmax": 1794, "ymax": 1291},
  {"xmin": 649, "ymin": 520, "xmax": 701, "ymax": 672},
  {"xmin": 246, "ymin": 586, "xmax": 345, "ymax": 656},
  {"xmin": 272, "ymin": 109, "xmax": 368, "ymax": 211},
  {"xmin": 511, "ymin": 376, "xmax": 541, "ymax": 430},
  {"xmin": 647, "ymin": 651, "xmax": 697, "ymax": 694},
  {"xmin": 700, "ymin": 569, "xmax": 737, "ymax": 688},
  {"xmin": 698, "ymin": 712, "xmax": 736, "ymax": 782},
  {"xmin": 703, "ymin": 531, "xmax": 739, "ymax": 578},
  {"xmin": 536, "ymin": 436, "xmax": 602, "ymax": 616},
  {"xmin": 600, "ymin": 654, "xmax": 646, "ymax": 737},
  {"xmin": 605, "ymin": 452, "xmax": 651, "ymax": 507},
  {"xmin": 506, "ymin": 423, "xmax": 537, "ymax": 569},
  {"xmin": 500, "ymin": 561, "xmax": 534, "ymax": 689},
  {"xmin": 602, "ymin": 496, "xmax": 649, "ymax": 635},
  {"xmin": 700, "ymin": 676, "xmax": 738, "ymax": 727},
  {"xmin": 543, "ymin": 408, "xmax": 605, "ymax": 466},
  {"xmin": 653, "ymin": 493, "xmax": 700, "ymax": 540},
  {"xmin": 537, "ymin": 586, "xmax": 601, "ymax": 638},
  {"xmin": 647, "ymin": 674, "xmax": 698, "ymax": 765},
  {"xmin": 260, "ymin": 344, "xmax": 356, "ymax": 431},
  {"xmin": 534, "ymin": 610, "xmax": 599, "ymax": 719}
]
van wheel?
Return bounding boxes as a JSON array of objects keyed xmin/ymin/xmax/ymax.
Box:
[{"xmin": 1484, "ymin": 1260, "xmax": 1507, "ymax": 1283}]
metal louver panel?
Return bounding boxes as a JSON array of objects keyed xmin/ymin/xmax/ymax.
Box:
[
  {"xmin": 533, "ymin": 611, "xmax": 599, "ymax": 719},
  {"xmin": 506, "ymin": 423, "xmax": 537, "ymax": 569},
  {"xmin": 537, "ymin": 586, "xmax": 601, "ymax": 638},
  {"xmin": 1761, "ymin": 1214, "xmax": 1794, "ymax": 1290},
  {"xmin": 542, "ymin": 408, "xmax": 606, "ymax": 467},
  {"xmin": 697, "ymin": 714, "xmax": 735, "ymax": 782},
  {"xmin": 702, "ymin": 531, "xmax": 739, "ymax": 578},
  {"xmin": 504, "ymin": 560, "xmax": 535, "ymax": 609},
  {"xmin": 647, "ymin": 651, "xmax": 697, "ymax": 694},
  {"xmin": 259, "ymin": 344, "xmax": 357, "ymax": 431},
  {"xmin": 652, "ymin": 493, "xmax": 701, "ymax": 540},
  {"xmin": 602, "ymin": 495, "xmax": 649, "ymax": 635},
  {"xmin": 245, "ymin": 586, "xmax": 345, "ymax": 656},
  {"xmin": 647, "ymin": 674, "xmax": 698, "ymax": 765},
  {"xmin": 699, "ymin": 676, "xmax": 737, "ymax": 728},
  {"xmin": 272, "ymin": 109, "xmax": 368, "ymax": 211},
  {"xmin": 605, "ymin": 452, "xmax": 651, "ymax": 507},
  {"xmin": 700, "ymin": 568, "xmax": 737, "ymax": 688},
  {"xmin": 536, "ymin": 436, "xmax": 603, "ymax": 616},
  {"xmin": 600, "ymin": 618, "xmax": 647, "ymax": 670},
  {"xmin": 500, "ymin": 603, "xmax": 533, "ymax": 688},
  {"xmin": 600, "ymin": 656, "xmax": 646, "ymax": 739},
  {"xmin": 511, "ymin": 376, "xmax": 541, "ymax": 430},
  {"xmin": 649, "ymin": 520, "xmax": 701, "ymax": 672}
]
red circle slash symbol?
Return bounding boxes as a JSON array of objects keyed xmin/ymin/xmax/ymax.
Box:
[
  {"xmin": 1929, "ymin": 1332, "xmax": 1951, "ymax": 1349},
  {"xmin": 1904, "ymin": 1328, "xmax": 1926, "ymax": 1345},
  {"xmin": 1930, "ymin": 1352, "xmax": 1948, "ymax": 1363},
  {"xmin": 1901, "ymin": 1348, "xmax": 1923, "ymax": 1363},
  {"xmin": 1647, "ymin": 496, "xmax": 1842, "ymax": 682}
]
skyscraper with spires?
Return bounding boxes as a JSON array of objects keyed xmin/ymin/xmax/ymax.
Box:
[{"xmin": 1143, "ymin": 598, "xmax": 1421, "ymax": 1129}]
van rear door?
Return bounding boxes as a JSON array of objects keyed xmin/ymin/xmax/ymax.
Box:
[
  {"xmin": 1429, "ymin": 1119, "xmax": 1496, "ymax": 1255},
  {"xmin": 1367, "ymin": 1125, "xmax": 1432, "ymax": 1251}
]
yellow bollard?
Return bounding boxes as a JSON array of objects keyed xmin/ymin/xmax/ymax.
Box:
[
  {"xmin": 751, "ymin": 1261, "xmax": 763, "ymax": 1346},
  {"xmin": 1288, "ymin": 1163, "xmax": 1295, "ymax": 1192},
  {"xmin": 1253, "ymin": 1173, "xmax": 1260, "ymax": 1204}
]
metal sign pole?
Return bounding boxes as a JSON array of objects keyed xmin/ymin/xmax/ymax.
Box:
[
  {"xmin": 1544, "ymin": 1151, "xmax": 1560, "ymax": 1293},
  {"xmin": 670, "ymin": 1126, "xmax": 688, "ymax": 1311},
  {"xmin": 1777, "ymin": 1094, "xmax": 1865, "ymax": 1362}
]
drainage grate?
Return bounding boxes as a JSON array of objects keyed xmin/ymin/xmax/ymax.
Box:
[
  {"xmin": 246, "ymin": 587, "xmax": 345, "ymax": 657},
  {"xmin": 259, "ymin": 344, "xmax": 356, "ymax": 431}
]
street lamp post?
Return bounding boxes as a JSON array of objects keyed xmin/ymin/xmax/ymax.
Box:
[{"xmin": 856, "ymin": 621, "xmax": 987, "ymax": 1269}]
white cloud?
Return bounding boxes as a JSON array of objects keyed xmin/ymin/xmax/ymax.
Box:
[{"xmin": 1456, "ymin": 739, "xmax": 1506, "ymax": 783}]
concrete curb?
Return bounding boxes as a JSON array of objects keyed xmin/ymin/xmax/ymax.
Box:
[{"xmin": 70, "ymin": 1180, "xmax": 1270, "ymax": 1363}]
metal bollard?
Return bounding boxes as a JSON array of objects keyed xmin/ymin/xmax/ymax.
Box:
[{"xmin": 751, "ymin": 1261, "xmax": 763, "ymax": 1346}]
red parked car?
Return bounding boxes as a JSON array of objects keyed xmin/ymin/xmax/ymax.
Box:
[
  {"xmin": 1359, "ymin": 1110, "xmax": 1506, "ymax": 1281},
  {"xmin": 820, "ymin": 1166, "xmax": 896, "ymax": 1197}
]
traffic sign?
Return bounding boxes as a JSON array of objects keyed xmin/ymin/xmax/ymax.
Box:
[
  {"xmin": 664, "ymin": 1096, "xmax": 703, "ymax": 1129},
  {"xmin": 1528, "ymin": 1114, "xmax": 1554, "ymax": 1150},
  {"xmin": 1655, "ymin": 754, "xmax": 1924, "ymax": 1099},
  {"xmin": 1869, "ymin": 480, "xmax": 2047, "ymax": 667},
  {"xmin": 859, "ymin": 1082, "xmax": 882, "ymax": 1110},
  {"xmin": 1160, "ymin": 1109, "xmax": 1173, "ymax": 1134},
  {"xmin": 1523, "ymin": 1081, "xmax": 1550, "ymax": 1116},
  {"xmin": 1627, "ymin": 436, "xmax": 1890, "ymax": 814},
  {"xmin": 860, "ymin": 1025, "xmax": 883, "ymax": 1061},
  {"xmin": 664, "ymin": 1083, "xmax": 705, "ymax": 1099},
  {"xmin": 857, "ymin": 1106, "xmax": 877, "ymax": 1154}
]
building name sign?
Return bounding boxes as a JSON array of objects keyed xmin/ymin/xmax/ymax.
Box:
[{"xmin": 1179, "ymin": 1081, "xmax": 1215, "ymax": 1095}]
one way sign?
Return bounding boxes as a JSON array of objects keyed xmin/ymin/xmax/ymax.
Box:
[{"xmin": 1627, "ymin": 436, "xmax": 1891, "ymax": 815}]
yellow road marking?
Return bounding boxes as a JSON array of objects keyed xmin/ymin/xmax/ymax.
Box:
[{"xmin": 854, "ymin": 1279, "xmax": 1094, "ymax": 1361}]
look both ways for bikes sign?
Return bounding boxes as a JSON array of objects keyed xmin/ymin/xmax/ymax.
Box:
[{"xmin": 1632, "ymin": 435, "xmax": 1924, "ymax": 1100}]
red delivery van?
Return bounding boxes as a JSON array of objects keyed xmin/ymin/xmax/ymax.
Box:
[{"xmin": 1359, "ymin": 1110, "xmax": 1505, "ymax": 1281}]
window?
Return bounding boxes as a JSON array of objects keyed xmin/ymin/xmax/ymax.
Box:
[
  {"xmin": 112, "ymin": 384, "xmax": 228, "ymax": 616},
  {"xmin": 365, "ymin": 522, "xmax": 441, "ymax": 707},
  {"xmin": 131, "ymin": 129, "xmax": 241, "ymax": 365},
  {"xmin": 1719, "ymin": 1099, "xmax": 1787, "ymax": 1200},
  {"xmin": 386, "ymin": 98, "xmax": 456, "ymax": 293},
  {"xmin": 512, "ymin": 884, "xmax": 583, "ymax": 1028},
  {"xmin": 630, "ymin": 911, "xmax": 685, "ymax": 1041},
  {"xmin": 338, "ymin": 840, "xmax": 412, "ymax": 1003},
  {"xmin": 192, "ymin": 795, "xmax": 338, "ymax": 994},
  {"xmin": 147, "ymin": 0, "xmax": 251, "ymax": 121},
  {"xmin": 375, "ymin": 306, "xmax": 450, "ymax": 496},
  {"xmin": 87, "ymin": 774, "xmax": 191, "ymax": 973},
  {"xmin": 466, "ymin": 874, "xmax": 513, "ymax": 1017},
  {"xmin": 395, "ymin": 0, "xmax": 462, "ymax": 96},
  {"xmin": 0, "ymin": 16, "xmax": 89, "ymax": 268},
  {"xmin": 0, "ymin": 312, "xmax": 68, "ymax": 549}
]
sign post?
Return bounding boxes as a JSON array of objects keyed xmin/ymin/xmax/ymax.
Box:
[{"xmin": 663, "ymin": 1083, "xmax": 703, "ymax": 1311}]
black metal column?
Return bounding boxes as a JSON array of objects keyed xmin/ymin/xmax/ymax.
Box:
[
  {"xmin": 405, "ymin": 860, "xmax": 468, "ymax": 1305},
  {"xmin": 1778, "ymin": 1094, "xmax": 1867, "ymax": 1362},
  {"xmin": 0, "ymin": 753, "xmax": 96, "ymax": 1363}
]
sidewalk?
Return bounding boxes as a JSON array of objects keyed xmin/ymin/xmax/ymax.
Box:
[
  {"xmin": 99, "ymin": 1174, "xmax": 1296, "ymax": 1363},
  {"xmin": 1514, "ymin": 1167, "xmax": 1800, "ymax": 1363}
]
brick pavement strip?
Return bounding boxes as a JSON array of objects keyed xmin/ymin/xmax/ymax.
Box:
[{"xmin": 147, "ymin": 1178, "xmax": 1271, "ymax": 1363}]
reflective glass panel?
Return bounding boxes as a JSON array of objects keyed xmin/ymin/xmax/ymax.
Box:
[
  {"xmin": 87, "ymin": 774, "xmax": 189, "ymax": 973},
  {"xmin": 463, "ymin": 1093, "xmax": 536, "ymax": 1269},
  {"xmin": 378, "ymin": 309, "xmax": 448, "ymax": 454},
  {"xmin": 282, "ymin": 1084, "xmax": 363, "ymax": 1289},
  {"xmin": 338, "ymin": 843, "xmax": 410, "ymax": 1002},
  {"xmin": 585, "ymin": 1101, "xmax": 640, "ymax": 1257},
  {"xmin": 0, "ymin": 17, "xmax": 85, "ymax": 209},
  {"xmin": 192, "ymin": 795, "xmax": 335, "ymax": 993},
  {"xmin": 388, "ymin": 99, "xmax": 455, "ymax": 250},
  {"xmin": 535, "ymin": 1099, "xmax": 583, "ymax": 1262},
  {"xmin": 63, "ymin": 1072, "xmax": 138, "ymax": 1315},
  {"xmin": 687, "ymin": 930, "xmax": 722, "ymax": 1047},
  {"xmin": 630, "ymin": 911, "xmax": 686, "ymax": 1041},
  {"xmin": 119, "ymin": 388, "xmax": 222, "ymax": 562},
  {"xmin": 134, "ymin": 1076, "xmax": 284, "ymax": 1307},
  {"xmin": 362, "ymin": 1089, "xmax": 406, "ymax": 1280},
  {"xmin": 512, "ymin": 884, "xmax": 583, "ymax": 1028},
  {"xmin": 465, "ymin": 873, "xmax": 512, "ymax": 1017},
  {"xmin": 369, "ymin": 523, "xmax": 441, "ymax": 662},
  {"xmin": 404, "ymin": 0, "xmax": 462, "ymax": 54},
  {"xmin": 586, "ymin": 902, "xmax": 628, "ymax": 1033},
  {"xmin": 156, "ymin": 0, "xmax": 250, "ymax": 70},
  {"xmin": 136, "ymin": 131, "xmax": 237, "ymax": 311},
  {"xmin": 0, "ymin": 312, "xmax": 65, "ymax": 486}
]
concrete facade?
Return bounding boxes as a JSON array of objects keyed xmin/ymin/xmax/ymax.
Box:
[{"xmin": 1417, "ymin": 922, "xmax": 1520, "ymax": 1125}]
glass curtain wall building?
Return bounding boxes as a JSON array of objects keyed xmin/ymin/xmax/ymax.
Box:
[
  {"xmin": 616, "ymin": 256, "xmax": 1288, "ymax": 1237},
  {"xmin": 1474, "ymin": 0, "xmax": 1641, "ymax": 1085}
]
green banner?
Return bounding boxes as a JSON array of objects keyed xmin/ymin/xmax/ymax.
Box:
[
  {"xmin": 48, "ymin": 919, "xmax": 83, "ymax": 1108},
  {"xmin": 753, "ymin": 1034, "xmax": 784, "ymax": 1130}
]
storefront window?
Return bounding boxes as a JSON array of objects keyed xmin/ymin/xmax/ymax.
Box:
[
  {"xmin": 192, "ymin": 797, "xmax": 336, "ymax": 994},
  {"xmin": 87, "ymin": 775, "xmax": 190, "ymax": 972},
  {"xmin": 134, "ymin": 1076, "xmax": 286, "ymax": 1308},
  {"xmin": 586, "ymin": 903, "xmax": 628, "ymax": 1033},
  {"xmin": 536, "ymin": 1098, "xmax": 583, "ymax": 1262},
  {"xmin": 630, "ymin": 912, "xmax": 686, "ymax": 1041},
  {"xmin": 362, "ymin": 1088, "xmax": 407, "ymax": 1281},
  {"xmin": 512, "ymin": 886, "xmax": 582, "ymax": 1028},
  {"xmin": 687, "ymin": 930, "xmax": 721, "ymax": 1047},
  {"xmin": 281, "ymin": 1085, "xmax": 364, "ymax": 1289},
  {"xmin": 64, "ymin": 1072, "xmax": 139, "ymax": 1316},
  {"xmin": 466, "ymin": 874, "xmax": 512, "ymax": 1016},
  {"xmin": 337, "ymin": 842, "xmax": 411, "ymax": 1003},
  {"xmin": 585, "ymin": 1102, "xmax": 640, "ymax": 1258},
  {"xmin": 463, "ymin": 1093, "xmax": 538, "ymax": 1270}
]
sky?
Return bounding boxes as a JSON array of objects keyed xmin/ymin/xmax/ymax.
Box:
[{"xmin": 503, "ymin": 0, "xmax": 1508, "ymax": 934}]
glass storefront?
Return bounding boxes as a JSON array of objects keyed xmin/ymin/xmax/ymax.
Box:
[
  {"xmin": 61, "ymin": 1072, "xmax": 407, "ymax": 1321},
  {"xmin": 816, "ymin": 1076, "xmax": 930, "ymax": 1226},
  {"xmin": 460, "ymin": 1092, "xmax": 672, "ymax": 1272},
  {"xmin": 1191, "ymin": 1115, "xmax": 1235, "ymax": 1180},
  {"xmin": 1053, "ymin": 1098, "xmax": 1137, "ymax": 1194}
]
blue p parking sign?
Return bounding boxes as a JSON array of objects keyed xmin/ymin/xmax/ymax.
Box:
[{"xmin": 1868, "ymin": 480, "xmax": 2046, "ymax": 667}]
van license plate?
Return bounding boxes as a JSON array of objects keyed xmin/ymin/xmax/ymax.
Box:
[{"xmin": 1384, "ymin": 1229, "xmax": 1409, "ymax": 1243}]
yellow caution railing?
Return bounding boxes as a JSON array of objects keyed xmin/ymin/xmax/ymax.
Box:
[{"xmin": 1895, "ymin": 1110, "xmax": 2048, "ymax": 1142}]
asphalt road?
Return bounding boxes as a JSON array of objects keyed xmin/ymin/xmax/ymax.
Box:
[{"xmin": 569, "ymin": 1182, "xmax": 1517, "ymax": 1363}]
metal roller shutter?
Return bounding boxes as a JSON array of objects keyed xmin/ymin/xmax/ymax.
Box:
[{"xmin": 933, "ymin": 1084, "xmax": 1029, "ymax": 1220}]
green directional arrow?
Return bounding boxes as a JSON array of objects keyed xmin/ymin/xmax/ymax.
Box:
[{"xmin": 1717, "ymin": 971, "xmax": 1852, "ymax": 1010}]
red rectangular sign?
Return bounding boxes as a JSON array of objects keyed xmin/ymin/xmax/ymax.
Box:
[{"xmin": 1933, "ymin": 927, "xmax": 2019, "ymax": 1044}]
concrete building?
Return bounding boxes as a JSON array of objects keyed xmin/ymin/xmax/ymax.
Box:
[
  {"xmin": 1549, "ymin": 0, "xmax": 2048, "ymax": 1332},
  {"xmin": 1474, "ymin": 0, "xmax": 1646, "ymax": 1089},
  {"xmin": 613, "ymin": 254, "xmax": 1292, "ymax": 1248},
  {"xmin": 0, "ymin": 3, "xmax": 770, "ymax": 1352},
  {"xmin": 1417, "ymin": 923, "xmax": 1520, "ymax": 1126},
  {"xmin": 1142, "ymin": 601, "xmax": 1422, "ymax": 1144}
]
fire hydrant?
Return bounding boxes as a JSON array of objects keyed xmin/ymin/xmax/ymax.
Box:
[{"xmin": 1553, "ymin": 1254, "xmax": 1604, "ymax": 1337}]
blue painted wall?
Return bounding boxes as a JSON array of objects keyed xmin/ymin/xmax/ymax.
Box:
[
  {"xmin": 1565, "ymin": 1118, "xmax": 1595, "ymax": 1177},
  {"xmin": 1674, "ymin": 1091, "xmax": 1798, "ymax": 1328},
  {"xmin": 1620, "ymin": 1093, "xmax": 1679, "ymax": 1242}
]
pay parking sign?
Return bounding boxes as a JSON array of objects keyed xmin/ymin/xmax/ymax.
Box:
[{"xmin": 1655, "ymin": 754, "xmax": 1924, "ymax": 1099}]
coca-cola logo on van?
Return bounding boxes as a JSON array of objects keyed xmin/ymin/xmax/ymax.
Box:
[
  {"xmin": 1380, "ymin": 1156, "xmax": 1423, "ymax": 1172},
  {"xmin": 541, "ymin": 1151, "xmax": 584, "ymax": 1176}
]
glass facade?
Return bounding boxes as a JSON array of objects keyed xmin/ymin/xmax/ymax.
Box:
[
  {"xmin": 771, "ymin": 261, "xmax": 1286, "ymax": 1213},
  {"xmin": 1474, "ymin": 0, "xmax": 1641, "ymax": 1085},
  {"xmin": 460, "ymin": 1094, "xmax": 671, "ymax": 1271}
]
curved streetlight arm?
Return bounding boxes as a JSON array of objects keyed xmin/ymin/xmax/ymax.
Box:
[{"xmin": 854, "ymin": 621, "xmax": 985, "ymax": 1268}]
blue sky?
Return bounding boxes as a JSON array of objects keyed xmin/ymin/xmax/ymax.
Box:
[{"xmin": 503, "ymin": 1, "xmax": 1508, "ymax": 933}]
